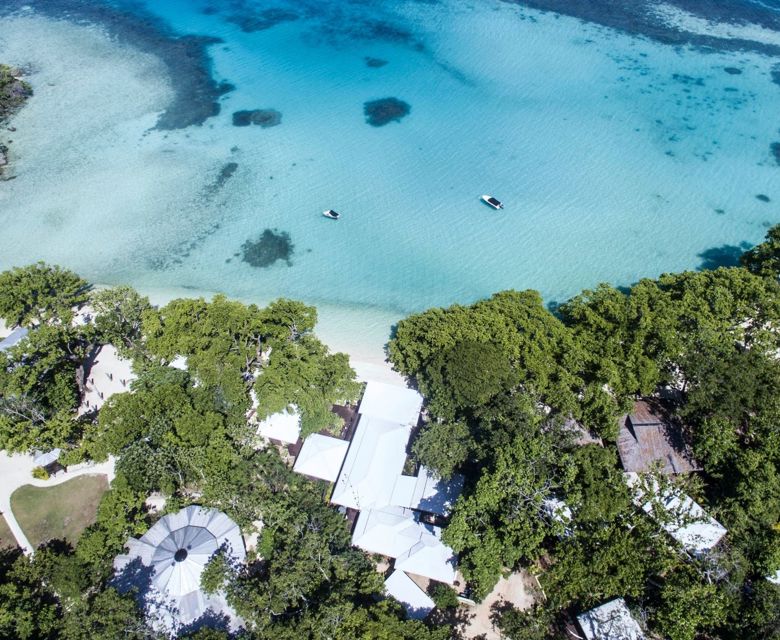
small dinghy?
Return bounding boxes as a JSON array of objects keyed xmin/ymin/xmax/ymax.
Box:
[
  {"xmin": 480, "ymin": 195, "xmax": 504, "ymax": 210},
  {"xmin": 322, "ymin": 209, "xmax": 340, "ymax": 220}
]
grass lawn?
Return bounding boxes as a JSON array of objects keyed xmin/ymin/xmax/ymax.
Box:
[
  {"xmin": 10, "ymin": 475, "xmax": 109, "ymax": 548},
  {"xmin": 0, "ymin": 514, "xmax": 18, "ymax": 550}
]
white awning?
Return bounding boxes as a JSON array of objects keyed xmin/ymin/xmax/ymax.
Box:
[
  {"xmin": 384, "ymin": 570, "xmax": 434, "ymax": 620},
  {"xmin": 293, "ymin": 434, "xmax": 349, "ymax": 482},
  {"xmin": 257, "ymin": 407, "xmax": 301, "ymax": 445}
]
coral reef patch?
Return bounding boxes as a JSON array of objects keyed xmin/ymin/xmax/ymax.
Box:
[
  {"xmin": 364, "ymin": 98, "xmax": 410, "ymax": 127},
  {"xmin": 0, "ymin": 0, "xmax": 231, "ymax": 130},
  {"xmin": 365, "ymin": 57, "xmax": 389, "ymax": 68},
  {"xmin": 226, "ymin": 7, "xmax": 298, "ymax": 32},
  {"xmin": 0, "ymin": 64, "xmax": 32, "ymax": 176},
  {"xmin": 508, "ymin": 1, "xmax": 780, "ymax": 56},
  {"xmin": 772, "ymin": 142, "xmax": 780, "ymax": 166},
  {"xmin": 232, "ymin": 109, "xmax": 282, "ymax": 127},
  {"xmin": 242, "ymin": 229, "xmax": 294, "ymax": 268}
]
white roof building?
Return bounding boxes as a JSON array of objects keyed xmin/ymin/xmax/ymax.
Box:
[
  {"xmin": 32, "ymin": 449, "xmax": 61, "ymax": 467},
  {"xmin": 626, "ymin": 472, "xmax": 727, "ymax": 557},
  {"xmin": 114, "ymin": 506, "xmax": 245, "ymax": 633},
  {"xmin": 0, "ymin": 326, "xmax": 28, "ymax": 352},
  {"xmin": 577, "ymin": 598, "xmax": 645, "ymax": 640},
  {"xmin": 768, "ymin": 570, "xmax": 780, "ymax": 585},
  {"xmin": 384, "ymin": 570, "xmax": 435, "ymax": 620},
  {"xmin": 391, "ymin": 467, "xmax": 464, "ymax": 516},
  {"xmin": 352, "ymin": 506, "xmax": 457, "ymax": 584},
  {"xmin": 256, "ymin": 407, "xmax": 301, "ymax": 445},
  {"xmin": 78, "ymin": 344, "xmax": 137, "ymax": 415},
  {"xmin": 357, "ymin": 380, "xmax": 423, "ymax": 426},
  {"xmin": 293, "ymin": 434, "xmax": 349, "ymax": 482},
  {"xmin": 330, "ymin": 416, "xmax": 412, "ymax": 510}
]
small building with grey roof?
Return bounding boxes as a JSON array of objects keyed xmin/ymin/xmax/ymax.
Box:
[{"xmin": 617, "ymin": 399, "xmax": 698, "ymax": 475}]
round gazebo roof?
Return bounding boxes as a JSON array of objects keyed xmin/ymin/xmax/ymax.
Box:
[{"xmin": 114, "ymin": 505, "xmax": 245, "ymax": 627}]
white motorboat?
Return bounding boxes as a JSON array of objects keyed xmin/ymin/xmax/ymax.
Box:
[
  {"xmin": 480, "ymin": 195, "xmax": 504, "ymax": 210},
  {"xmin": 322, "ymin": 209, "xmax": 340, "ymax": 220}
]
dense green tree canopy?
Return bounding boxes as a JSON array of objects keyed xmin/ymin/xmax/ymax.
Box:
[{"xmin": 0, "ymin": 262, "xmax": 89, "ymax": 327}]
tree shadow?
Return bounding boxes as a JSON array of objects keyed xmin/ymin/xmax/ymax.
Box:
[{"xmin": 697, "ymin": 242, "xmax": 752, "ymax": 271}]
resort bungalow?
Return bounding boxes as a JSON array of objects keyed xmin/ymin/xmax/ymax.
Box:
[
  {"xmin": 617, "ymin": 399, "xmax": 698, "ymax": 475},
  {"xmin": 625, "ymin": 472, "xmax": 727, "ymax": 558},
  {"xmin": 289, "ymin": 380, "xmax": 463, "ymax": 613},
  {"xmin": 577, "ymin": 598, "xmax": 645, "ymax": 640}
]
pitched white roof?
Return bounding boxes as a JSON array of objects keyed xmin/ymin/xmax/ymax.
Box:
[
  {"xmin": 113, "ymin": 506, "xmax": 245, "ymax": 630},
  {"xmin": 293, "ymin": 434, "xmax": 349, "ymax": 482},
  {"xmin": 626, "ymin": 472, "xmax": 727, "ymax": 557},
  {"xmin": 385, "ymin": 570, "xmax": 435, "ymax": 620},
  {"xmin": 352, "ymin": 506, "xmax": 457, "ymax": 584},
  {"xmin": 391, "ymin": 467, "xmax": 464, "ymax": 516},
  {"xmin": 331, "ymin": 416, "xmax": 412, "ymax": 510},
  {"xmin": 0, "ymin": 326, "xmax": 28, "ymax": 352},
  {"xmin": 257, "ymin": 407, "xmax": 301, "ymax": 445},
  {"xmin": 352, "ymin": 506, "xmax": 424, "ymax": 557},
  {"xmin": 358, "ymin": 381, "xmax": 423, "ymax": 426},
  {"xmin": 577, "ymin": 598, "xmax": 645, "ymax": 640},
  {"xmin": 395, "ymin": 524, "xmax": 457, "ymax": 584},
  {"xmin": 33, "ymin": 449, "xmax": 61, "ymax": 467}
]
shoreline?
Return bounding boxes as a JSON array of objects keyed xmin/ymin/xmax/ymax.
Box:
[{"xmin": 136, "ymin": 284, "xmax": 407, "ymax": 386}]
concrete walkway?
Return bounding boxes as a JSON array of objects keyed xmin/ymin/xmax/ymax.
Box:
[{"xmin": 0, "ymin": 450, "xmax": 115, "ymax": 554}]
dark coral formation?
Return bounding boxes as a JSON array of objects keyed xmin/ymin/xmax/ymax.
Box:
[
  {"xmin": 203, "ymin": 162, "xmax": 239, "ymax": 198},
  {"xmin": 773, "ymin": 64, "xmax": 780, "ymax": 86},
  {"xmin": 756, "ymin": 194, "xmax": 771, "ymax": 203},
  {"xmin": 724, "ymin": 67, "xmax": 742, "ymax": 75},
  {"xmin": 697, "ymin": 242, "xmax": 752, "ymax": 271},
  {"xmin": 506, "ymin": 1, "xmax": 780, "ymax": 56},
  {"xmin": 241, "ymin": 229, "xmax": 294, "ymax": 268},
  {"xmin": 0, "ymin": 64, "xmax": 32, "ymax": 176},
  {"xmin": 226, "ymin": 7, "xmax": 298, "ymax": 32},
  {"xmin": 0, "ymin": 64, "xmax": 32, "ymax": 123},
  {"xmin": 0, "ymin": 0, "xmax": 232, "ymax": 130},
  {"xmin": 364, "ymin": 98, "xmax": 410, "ymax": 127},
  {"xmin": 365, "ymin": 57, "xmax": 388, "ymax": 68},
  {"xmin": 772, "ymin": 142, "xmax": 780, "ymax": 166},
  {"xmin": 232, "ymin": 109, "xmax": 282, "ymax": 128}
]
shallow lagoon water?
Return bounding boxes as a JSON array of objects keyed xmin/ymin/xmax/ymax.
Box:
[{"xmin": 1, "ymin": 0, "xmax": 780, "ymax": 358}]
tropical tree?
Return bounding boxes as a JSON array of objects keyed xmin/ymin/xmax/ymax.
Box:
[{"xmin": 0, "ymin": 262, "xmax": 89, "ymax": 326}]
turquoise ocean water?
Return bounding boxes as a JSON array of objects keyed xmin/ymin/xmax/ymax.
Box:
[{"xmin": 1, "ymin": 0, "xmax": 780, "ymax": 353}]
